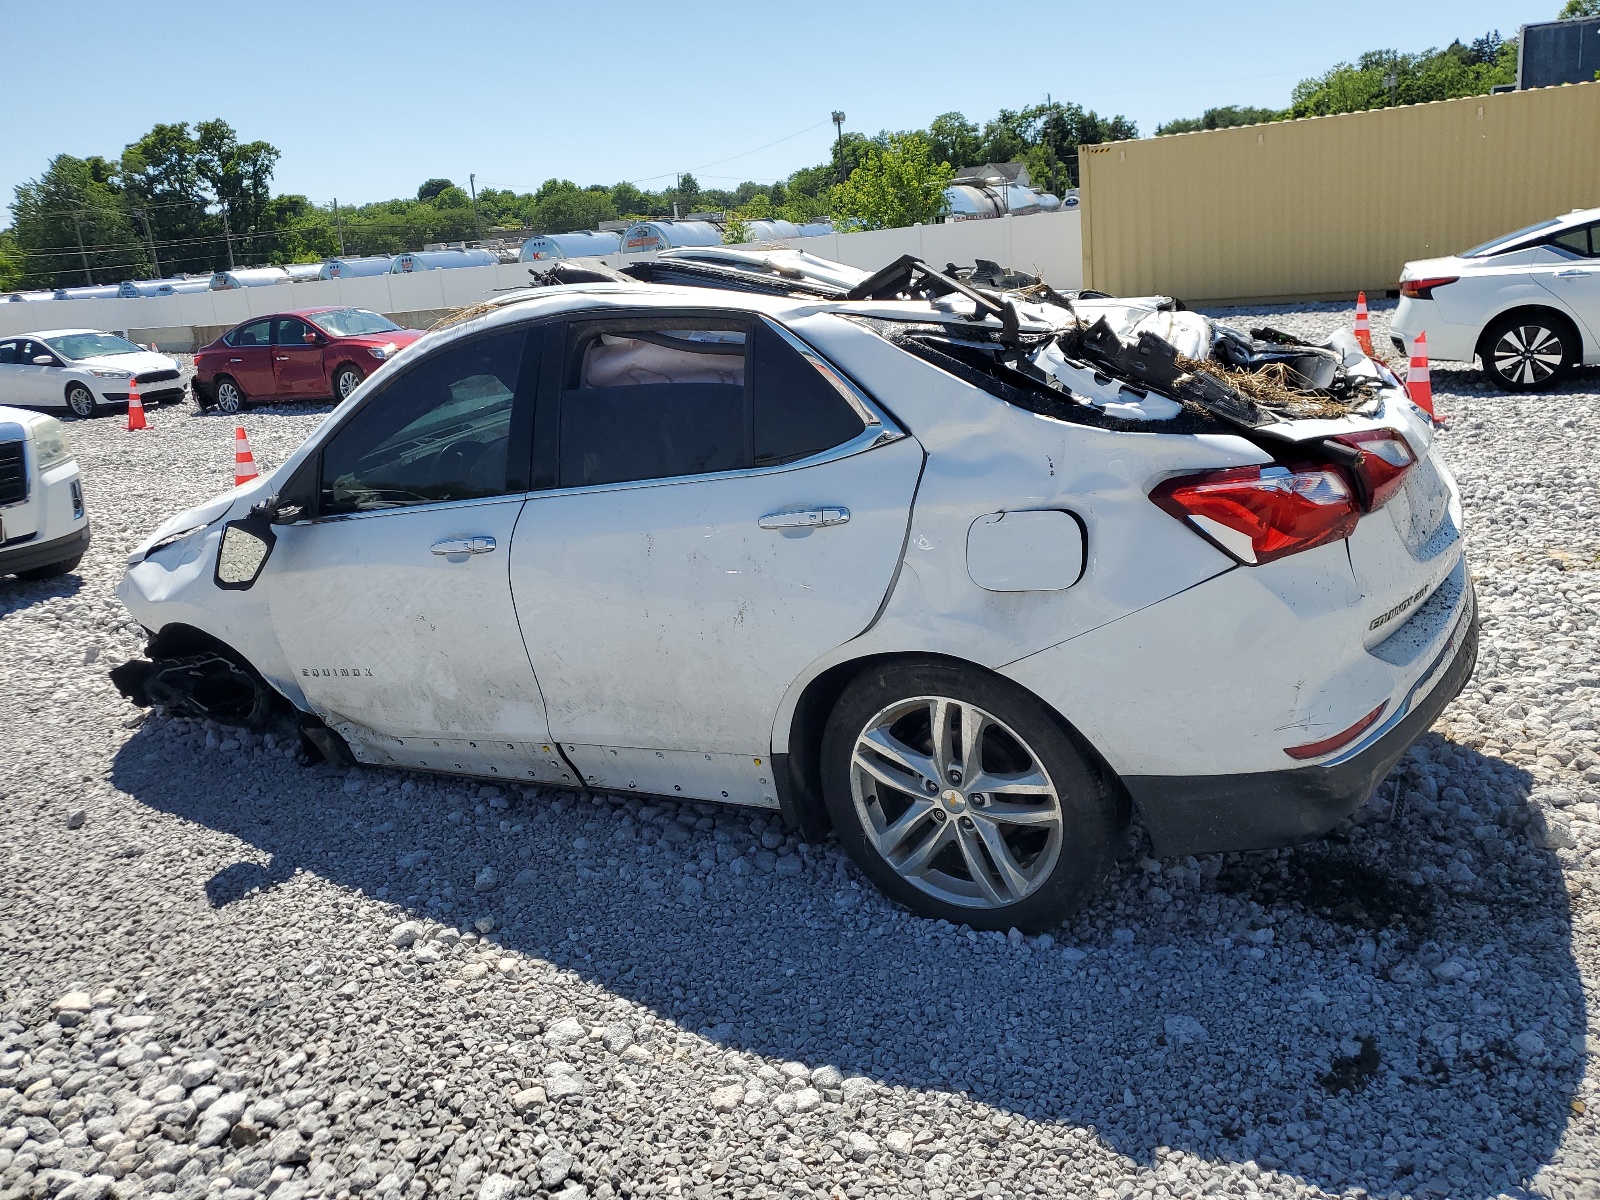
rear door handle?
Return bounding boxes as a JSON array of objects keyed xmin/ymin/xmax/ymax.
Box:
[
  {"xmin": 758, "ymin": 507, "xmax": 850, "ymax": 530},
  {"xmin": 275, "ymin": 356, "xmax": 289, "ymax": 361},
  {"xmin": 431, "ymin": 536, "xmax": 497, "ymax": 555},
  {"xmin": 1554, "ymin": 269, "xmax": 1592, "ymax": 278},
  {"xmin": 229, "ymin": 358, "xmax": 242, "ymax": 363}
]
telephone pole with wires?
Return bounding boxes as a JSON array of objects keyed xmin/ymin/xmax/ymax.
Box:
[
  {"xmin": 333, "ymin": 197, "xmax": 346, "ymax": 256},
  {"xmin": 70, "ymin": 212, "xmax": 94, "ymax": 285},
  {"xmin": 831, "ymin": 111, "xmax": 847, "ymax": 182},
  {"xmin": 135, "ymin": 210, "xmax": 161, "ymax": 278},
  {"xmin": 468, "ymin": 174, "xmax": 483, "ymax": 243}
]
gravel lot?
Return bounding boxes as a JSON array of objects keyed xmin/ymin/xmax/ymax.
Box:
[{"xmin": 2, "ymin": 304, "xmax": 1599, "ymax": 1200}]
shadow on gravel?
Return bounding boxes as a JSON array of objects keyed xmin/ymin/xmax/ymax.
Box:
[
  {"xmin": 112, "ymin": 727, "xmax": 1586, "ymax": 1200},
  {"xmin": 0, "ymin": 571, "xmax": 83, "ymax": 611},
  {"xmin": 205, "ymin": 857, "xmax": 295, "ymax": 907}
]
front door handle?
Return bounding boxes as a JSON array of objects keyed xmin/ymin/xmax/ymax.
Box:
[
  {"xmin": 1554, "ymin": 269, "xmax": 1592, "ymax": 278},
  {"xmin": 758, "ymin": 507, "xmax": 850, "ymax": 530},
  {"xmin": 431, "ymin": 536, "xmax": 497, "ymax": 556},
  {"xmin": 229, "ymin": 357, "xmax": 243, "ymax": 363},
  {"xmin": 275, "ymin": 355, "xmax": 289, "ymax": 361}
]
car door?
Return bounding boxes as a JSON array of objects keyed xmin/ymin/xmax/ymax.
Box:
[
  {"xmin": 272, "ymin": 316, "xmax": 329, "ymax": 398},
  {"xmin": 14, "ymin": 341, "xmax": 65, "ymax": 408},
  {"xmin": 1533, "ymin": 223, "xmax": 1600, "ymax": 356},
  {"xmin": 0, "ymin": 341, "xmax": 21, "ymax": 404},
  {"xmin": 508, "ymin": 312, "xmax": 923, "ymax": 805},
  {"xmin": 222, "ymin": 319, "xmax": 277, "ymax": 397},
  {"xmin": 263, "ymin": 324, "xmax": 575, "ymax": 785}
]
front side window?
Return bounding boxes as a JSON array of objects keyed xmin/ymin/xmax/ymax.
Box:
[
  {"xmin": 318, "ymin": 329, "xmax": 525, "ymax": 515},
  {"xmin": 274, "ymin": 317, "xmax": 315, "ymax": 345},
  {"xmin": 229, "ymin": 320, "xmax": 272, "ymax": 348},
  {"xmin": 0, "ymin": 342, "xmax": 18, "ymax": 365},
  {"xmin": 559, "ymin": 324, "xmax": 748, "ymax": 488}
]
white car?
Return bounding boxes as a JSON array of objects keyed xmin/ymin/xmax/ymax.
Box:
[
  {"xmin": 0, "ymin": 329, "xmax": 184, "ymax": 418},
  {"xmin": 0, "ymin": 405, "xmax": 89, "ymax": 580},
  {"xmin": 1392, "ymin": 206, "xmax": 1600, "ymax": 391},
  {"xmin": 115, "ymin": 256, "xmax": 1476, "ymax": 929}
]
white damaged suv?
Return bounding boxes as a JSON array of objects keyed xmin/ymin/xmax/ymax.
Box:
[
  {"xmin": 0, "ymin": 406, "xmax": 89, "ymax": 580},
  {"xmin": 115, "ymin": 253, "xmax": 1476, "ymax": 929}
]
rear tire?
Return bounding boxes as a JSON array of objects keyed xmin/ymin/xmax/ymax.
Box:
[
  {"xmin": 15, "ymin": 553, "xmax": 82, "ymax": 581},
  {"xmin": 820, "ymin": 660, "xmax": 1123, "ymax": 931},
  {"xmin": 1479, "ymin": 311, "xmax": 1578, "ymax": 392},
  {"xmin": 65, "ymin": 384, "xmax": 99, "ymax": 419},
  {"xmin": 214, "ymin": 376, "xmax": 245, "ymax": 414}
]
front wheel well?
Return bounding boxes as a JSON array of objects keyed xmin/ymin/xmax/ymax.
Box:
[
  {"xmin": 1475, "ymin": 305, "xmax": 1585, "ymax": 361},
  {"xmin": 62, "ymin": 379, "xmax": 93, "ymax": 402},
  {"xmin": 777, "ymin": 651, "xmax": 1129, "ymax": 841}
]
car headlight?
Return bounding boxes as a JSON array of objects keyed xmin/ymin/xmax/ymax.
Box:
[
  {"xmin": 33, "ymin": 417, "xmax": 74, "ymax": 471},
  {"xmin": 368, "ymin": 343, "xmax": 398, "ymax": 360},
  {"xmin": 90, "ymin": 368, "xmax": 132, "ymax": 380}
]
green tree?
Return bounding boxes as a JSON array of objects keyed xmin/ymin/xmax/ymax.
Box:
[
  {"xmin": 416, "ymin": 178, "xmax": 455, "ymax": 202},
  {"xmin": 926, "ymin": 112, "xmax": 983, "ymax": 169},
  {"xmin": 1560, "ymin": 0, "xmax": 1599, "ymax": 16},
  {"xmin": 0, "ymin": 230, "xmax": 21, "ymax": 292},
  {"xmin": 433, "ymin": 186, "xmax": 471, "ymax": 209},
  {"xmin": 531, "ymin": 182, "xmax": 618, "ymax": 233},
  {"xmin": 829, "ymin": 134, "xmax": 954, "ymax": 232},
  {"xmin": 1156, "ymin": 105, "xmax": 1286, "ymax": 135},
  {"xmin": 1290, "ymin": 33, "xmax": 1516, "ymax": 117},
  {"xmin": 11, "ymin": 154, "xmax": 147, "ymax": 287}
]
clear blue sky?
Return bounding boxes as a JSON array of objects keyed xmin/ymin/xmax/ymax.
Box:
[{"xmin": 0, "ymin": 0, "xmax": 1560, "ymax": 220}]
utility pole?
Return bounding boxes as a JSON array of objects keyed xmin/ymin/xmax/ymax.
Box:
[
  {"xmin": 831, "ymin": 111, "xmax": 846, "ymax": 182},
  {"xmin": 71, "ymin": 212, "xmax": 94, "ymax": 286},
  {"xmin": 136, "ymin": 210, "xmax": 161, "ymax": 278},
  {"xmin": 468, "ymin": 173, "xmax": 483, "ymax": 243},
  {"xmin": 333, "ymin": 197, "xmax": 346, "ymax": 256},
  {"xmin": 219, "ymin": 202, "xmax": 236, "ymax": 270}
]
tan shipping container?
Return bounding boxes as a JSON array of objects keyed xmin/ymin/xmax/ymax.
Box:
[{"xmin": 1079, "ymin": 81, "xmax": 1600, "ymax": 306}]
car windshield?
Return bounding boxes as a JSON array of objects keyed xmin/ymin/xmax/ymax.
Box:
[
  {"xmin": 310, "ymin": 309, "xmax": 402, "ymax": 338},
  {"xmin": 1461, "ymin": 218, "xmax": 1564, "ymax": 258},
  {"xmin": 43, "ymin": 332, "xmax": 144, "ymax": 359}
]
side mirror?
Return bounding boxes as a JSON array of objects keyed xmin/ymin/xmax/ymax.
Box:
[
  {"xmin": 32, "ymin": 355, "xmax": 54, "ymax": 365},
  {"xmin": 304, "ymin": 331, "xmax": 322, "ymax": 344},
  {"xmin": 214, "ymin": 498, "xmax": 279, "ymax": 590}
]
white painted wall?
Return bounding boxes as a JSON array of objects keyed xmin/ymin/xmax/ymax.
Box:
[{"xmin": 0, "ymin": 210, "xmax": 1083, "ymax": 343}]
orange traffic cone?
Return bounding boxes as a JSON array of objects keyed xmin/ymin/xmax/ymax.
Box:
[
  {"xmin": 234, "ymin": 427, "xmax": 259, "ymax": 486},
  {"xmin": 1354, "ymin": 292, "xmax": 1375, "ymax": 357},
  {"xmin": 126, "ymin": 377, "xmax": 148, "ymax": 431},
  {"xmin": 1406, "ymin": 332, "xmax": 1436, "ymax": 423}
]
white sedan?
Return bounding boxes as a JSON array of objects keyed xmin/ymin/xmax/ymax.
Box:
[
  {"xmin": 0, "ymin": 329, "xmax": 184, "ymax": 418},
  {"xmin": 116, "ymin": 257, "xmax": 1476, "ymax": 928},
  {"xmin": 1392, "ymin": 206, "xmax": 1600, "ymax": 391}
]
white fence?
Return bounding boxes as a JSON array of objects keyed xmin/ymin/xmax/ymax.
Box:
[{"xmin": 0, "ymin": 210, "xmax": 1083, "ymax": 348}]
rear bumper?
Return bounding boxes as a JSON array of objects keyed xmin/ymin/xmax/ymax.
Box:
[
  {"xmin": 0, "ymin": 520, "xmax": 91, "ymax": 576},
  {"xmin": 1129, "ymin": 590, "xmax": 1478, "ymax": 857}
]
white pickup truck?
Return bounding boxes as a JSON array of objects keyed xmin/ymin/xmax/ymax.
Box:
[{"xmin": 0, "ymin": 406, "xmax": 90, "ymax": 580}]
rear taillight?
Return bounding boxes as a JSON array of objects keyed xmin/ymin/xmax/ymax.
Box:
[
  {"xmin": 1328, "ymin": 429, "xmax": 1416, "ymax": 511},
  {"xmin": 1400, "ymin": 276, "xmax": 1457, "ymax": 299},
  {"xmin": 1151, "ymin": 464, "xmax": 1359, "ymax": 565}
]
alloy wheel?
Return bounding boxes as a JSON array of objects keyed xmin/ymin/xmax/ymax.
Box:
[
  {"xmin": 66, "ymin": 386, "xmax": 95, "ymax": 418},
  {"xmin": 848, "ymin": 694, "xmax": 1065, "ymax": 910},
  {"xmin": 216, "ymin": 381, "xmax": 242, "ymax": 414},
  {"xmin": 1491, "ymin": 324, "xmax": 1564, "ymax": 387},
  {"xmin": 336, "ymin": 368, "xmax": 362, "ymax": 399}
]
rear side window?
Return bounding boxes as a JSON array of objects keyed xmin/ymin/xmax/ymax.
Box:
[
  {"xmin": 559, "ymin": 325, "xmax": 747, "ymax": 487},
  {"xmin": 0, "ymin": 342, "xmax": 15, "ymax": 365},
  {"xmin": 751, "ymin": 322, "xmax": 866, "ymax": 466},
  {"xmin": 1550, "ymin": 224, "xmax": 1597, "ymax": 258},
  {"xmin": 229, "ymin": 320, "xmax": 271, "ymax": 348}
]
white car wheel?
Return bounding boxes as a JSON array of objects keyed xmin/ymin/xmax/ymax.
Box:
[
  {"xmin": 334, "ymin": 365, "xmax": 364, "ymax": 400},
  {"xmin": 65, "ymin": 384, "xmax": 99, "ymax": 419},
  {"xmin": 1482, "ymin": 314, "xmax": 1574, "ymax": 392}
]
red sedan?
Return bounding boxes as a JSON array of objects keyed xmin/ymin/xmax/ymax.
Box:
[{"xmin": 192, "ymin": 308, "xmax": 425, "ymax": 413}]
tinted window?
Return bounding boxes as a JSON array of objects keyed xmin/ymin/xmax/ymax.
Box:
[
  {"xmin": 752, "ymin": 322, "xmax": 866, "ymax": 466},
  {"xmin": 229, "ymin": 320, "xmax": 272, "ymax": 348},
  {"xmin": 319, "ymin": 329, "xmax": 524, "ymax": 515},
  {"xmin": 274, "ymin": 317, "xmax": 315, "ymax": 345},
  {"xmin": 559, "ymin": 325, "xmax": 747, "ymax": 488},
  {"xmin": 1550, "ymin": 225, "xmax": 1596, "ymax": 258},
  {"xmin": 0, "ymin": 342, "xmax": 17, "ymax": 365},
  {"xmin": 21, "ymin": 341, "xmax": 55, "ymax": 364}
]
